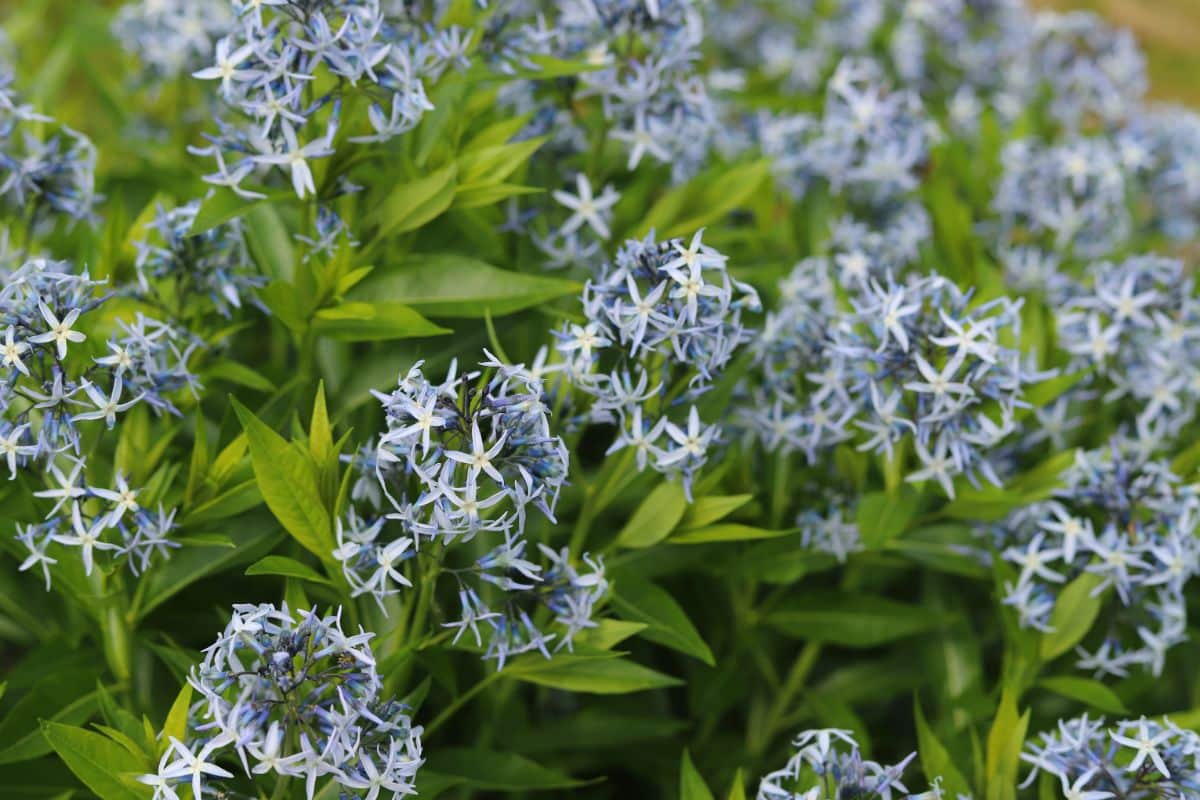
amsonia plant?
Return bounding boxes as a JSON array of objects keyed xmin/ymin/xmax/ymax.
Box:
[{"xmin": 2, "ymin": 1, "xmax": 1200, "ymax": 799}]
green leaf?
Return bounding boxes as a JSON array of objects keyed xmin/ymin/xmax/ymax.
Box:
[
  {"xmin": 309, "ymin": 381, "xmax": 333, "ymax": 467},
  {"xmin": 161, "ymin": 683, "xmax": 191, "ymax": 754},
  {"xmin": 768, "ymin": 594, "xmax": 945, "ymax": 648},
  {"xmin": 0, "ymin": 686, "xmax": 100, "ymax": 765},
  {"xmin": 309, "ymin": 382, "xmax": 340, "ymax": 507},
  {"xmin": 245, "ymin": 555, "xmax": 332, "ymax": 586},
  {"xmin": 680, "ymin": 749, "xmax": 714, "ymax": 800},
  {"xmin": 944, "ymin": 451, "xmax": 1075, "ymax": 522},
  {"xmin": 573, "ymin": 619, "xmax": 647, "ymax": 651},
  {"xmin": 1039, "ymin": 572, "xmax": 1105, "ymax": 660},
  {"xmin": 1037, "ymin": 676, "xmax": 1128, "ymax": 715},
  {"xmin": 368, "ymin": 164, "xmax": 458, "ymax": 240},
  {"xmin": 985, "ymin": 689, "xmax": 1030, "ymax": 800},
  {"xmin": 42, "ymin": 722, "xmax": 151, "ymax": 800},
  {"xmin": 461, "ymin": 115, "xmax": 534, "ymax": 152},
  {"xmin": 505, "ymin": 53, "xmax": 606, "ymax": 80},
  {"xmin": 614, "ymin": 481, "xmax": 688, "ymax": 549},
  {"xmin": 96, "ymin": 684, "xmax": 151, "ymax": 759},
  {"xmin": 913, "ymin": 699, "xmax": 972, "ymax": 799},
  {"xmin": 189, "ymin": 188, "xmax": 288, "ymax": 235},
  {"xmin": 1172, "ymin": 436, "xmax": 1200, "ymax": 478},
  {"xmin": 243, "ymin": 203, "xmax": 295, "ymax": 282},
  {"xmin": 640, "ymin": 160, "xmax": 770, "ymax": 238},
  {"xmin": 203, "ymin": 361, "xmax": 276, "ymax": 393},
  {"xmin": 671, "ymin": 524, "xmax": 794, "ymax": 544},
  {"xmin": 259, "ymin": 280, "xmax": 308, "ymax": 334},
  {"xmin": 349, "ymin": 253, "xmax": 580, "ymax": 318},
  {"xmin": 312, "ymin": 302, "xmax": 450, "ymax": 341},
  {"xmin": 455, "ymin": 137, "xmax": 545, "ymax": 186},
  {"xmin": 181, "ymin": 479, "xmax": 262, "ymax": 525},
  {"xmin": 453, "ymin": 182, "xmax": 542, "ymax": 209},
  {"xmin": 504, "ymin": 653, "xmax": 682, "ymax": 694},
  {"xmin": 233, "ymin": 399, "xmax": 334, "ymax": 562},
  {"xmin": 856, "ymin": 488, "xmax": 920, "ymax": 548},
  {"xmin": 725, "ymin": 770, "xmax": 747, "ymax": 800},
  {"xmin": 678, "ymin": 494, "xmax": 754, "ymax": 530},
  {"xmin": 1024, "ymin": 369, "xmax": 1087, "ymax": 409},
  {"xmin": 611, "ymin": 577, "xmax": 714, "ymax": 666},
  {"xmin": 424, "ymin": 748, "xmax": 596, "ymax": 792},
  {"xmin": 185, "ymin": 411, "xmax": 210, "ymax": 507},
  {"xmin": 136, "ymin": 525, "xmax": 279, "ymax": 620}
]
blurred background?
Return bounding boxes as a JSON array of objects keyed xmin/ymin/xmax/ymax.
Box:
[{"xmin": 1037, "ymin": 0, "xmax": 1200, "ymax": 104}]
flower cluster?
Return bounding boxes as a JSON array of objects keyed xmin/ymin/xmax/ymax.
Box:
[
  {"xmin": 756, "ymin": 728, "xmax": 940, "ymax": 800},
  {"xmin": 1024, "ymin": 11, "xmax": 1147, "ymax": 130},
  {"xmin": 824, "ymin": 202, "xmax": 930, "ymax": 289},
  {"xmin": 1120, "ymin": 107, "xmax": 1200, "ymax": 241},
  {"xmin": 336, "ymin": 351, "xmax": 606, "ymax": 669},
  {"xmin": 987, "ymin": 441, "xmax": 1200, "ymax": 676},
  {"xmin": 140, "ymin": 603, "xmax": 423, "ymax": 800},
  {"xmin": 532, "ymin": 172, "xmax": 621, "ymax": 270},
  {"xmin": 797, "ymin": 497, "xmax": 862, "ymax": 565},
  {"xmin": 556, "ymin": 229, "xmax": 759, "ymax": 494},
  {"xmin": 444, "ymin": 541, "xmax": 608, "ymax": 670},
  {"xmin": 756, "ymin": 57, "xmax": 933, "ymax": 207},
  {"xmin": 100, "ymin": 314, "xmax": 204, "ymax": 418},
  {"xmin": 741, "ymin": 262, "xmax": 1040, "ymax": 498},
  {"xmin": 0, "ymin": 63, "xmax": 98, "ymax": 230},
  {"xmin": 366, "ymin": 352, "xmax": 568, "ymax": 543},
  {"xmin": 992, "ymin": 136, "xmax": 1129, "ymax": 260},
  {"xmin": 1, "ymin": 259, "xmax": 198, "ymax": 466},
  {"xmin": 495, "ymin": 0, "xmax": 715, "ymax": 181},
  {"xmin": 112, "ymin": 0, "xmax": 234, "ymax": 83},
  {"xmin": 16, "ymin": 461, "xmax": 178, "ymax": 584},
  {"xmin": 1056, "ymin": 255, "xmax": 1200, "ymax": 440},
  {"xmin": 1022, "ymin": 715, "xmax": 1200, "ymax": 798},
  {"xmin": 132, "ymin": 200, "xmax": 263, "ymax": 319},
  {"xmin": 190, "ymin": 0, "xmax": 471, "ymax": 200}
]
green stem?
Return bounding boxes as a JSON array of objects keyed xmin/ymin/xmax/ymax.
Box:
[
  {"xmin": 769, "ymin": 449, "xmax": 791, "ymax": 530},
  {"xmin": 388, "ymin": 548, "xmax": 444, "ymax": 693},
  {"xmin": 750, "ymin": 641, "xmax": 822, "ymax": 758},
  {"xmin": 297, "ymin": 327, "xmax": 318, "ymax": 392},
  {"xmin": 568, "ymin": 490, "xmax": 596, "ymax": 560},
  {"xmin": 94, "ymin": 572, "xmax": 133, "ymax": 683},
  {"xmin": 269, "ymin": 775, "xmax": 292, "ymax": 800}
]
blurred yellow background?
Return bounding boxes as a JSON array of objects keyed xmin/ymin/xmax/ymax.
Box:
[{"xmin": 1037, "ymin": 0, "xmax": 1200, "ymax": 104}]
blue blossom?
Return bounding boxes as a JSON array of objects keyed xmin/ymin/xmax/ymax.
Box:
[
  {"xmin": 190, "ymin": 1, "xmax": 469, "ymax": 200},
  {"xmin": 754, "ymin": 58, "xmax": 934, "ymax": 208},
  {"xmin": 797, "ymin": 497, "xmax": 863, "ymax": 564},
  {"xmin": 1025, "ymin": 11, "xmax": 1147, "ymax": 130},
  {"xmin": 1022, "ymin": 715, "xmax": 1200, "ymax": 797},
  {"xmin": 756, "ymin": 728, "xmax": 941, "ymax": 800},
  {"xmin": 132, "ymin": 200, "xmax": 264, "ymax": 318},
  {"xmin": 492, "ymin": 0, "xmax": 717, "ymax": 181},
  {"xmin": 365, "ymin": 351, "xmax": 568, "ymax": 543},
  {"xmin": 1057, "ymin": 255, "xmax": 1200, "ymax": 438},
  {"xmin": 556, "ymin": 229, "xmax": 759, "ymax": 494},
  {"xmin": 333, "ymin": 350, "xmax": 607, "ymax": 669},
  {"xmin": 141, "ymin": 603, "xmax": 423, "ymax": 800},
  {"xmin": 740, "ymin": 263, "xmax": 1042, "ymax": 498},
  {"xmin": 1119, "ymin": 107, "xmax": 1200, "ymax": 241},
  {"xmin": 984, "ymin": 440, "xmax": 1200, "ymax": 676},
  {"xmin": 112, "ymin": 0, "xmax": 234, "ymax": 83},
  {"xmin": 0, "ymin": 259, "xmax": 197, "ymax": 462},
  {"xmin": 992, "ymin": 136, "xmax": 1129, "ymax": 259},
  {"xmin": 0, "ymin": 65, "xmax": 99, "ymax": 230},
  {"xmin": 16, "ymin": 459, "xmax": 181, "ymax": 584}
]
